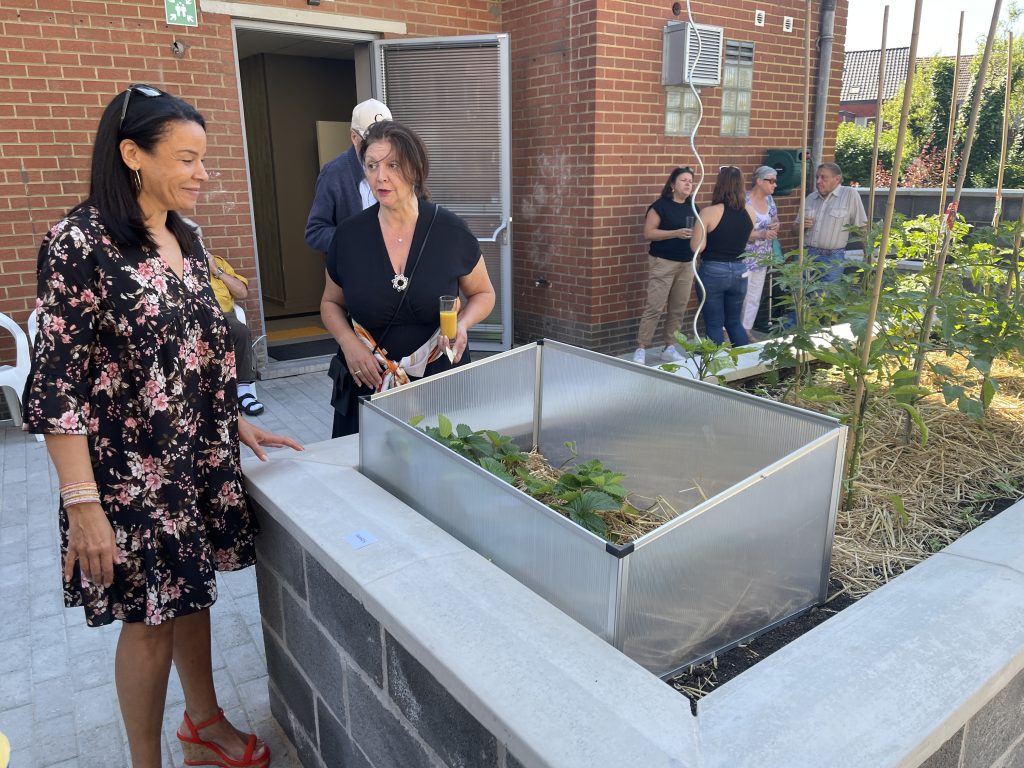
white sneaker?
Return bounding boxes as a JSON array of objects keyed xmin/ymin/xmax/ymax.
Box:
[
  {"xmin": 662, "ymin": 345, "xmax": 686, "ymax": 363},
  {"xmin": 632, "ymin": 347, "xmax": 647, "ymax": 364}
]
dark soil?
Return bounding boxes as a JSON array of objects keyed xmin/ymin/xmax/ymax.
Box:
[
  {"xmin": 668, "ymin": 582, "xmax": 857, "ymax": 712},
  {"xmin": 668, "ymin": 484, "xmax": 1022, "ymax": 711}
]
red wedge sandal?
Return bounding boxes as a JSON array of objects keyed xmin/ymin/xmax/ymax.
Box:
[{"xmin": 176, "ymin": 708, "xmax": 271, "ymax": 768}]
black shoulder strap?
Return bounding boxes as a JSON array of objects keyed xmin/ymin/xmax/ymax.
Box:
[{"xmin": 369, "ymin": 204, "xmax": 439, "ymax": 357}]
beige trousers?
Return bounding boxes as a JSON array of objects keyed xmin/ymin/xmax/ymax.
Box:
[{"xmin": 636, "ymin": 257, "xmax": 695, "ymax": 348}]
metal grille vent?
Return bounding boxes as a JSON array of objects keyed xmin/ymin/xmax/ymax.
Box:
[{"xmin": 682, "ymin": 22, "xmax": 723, "ymax": 86}]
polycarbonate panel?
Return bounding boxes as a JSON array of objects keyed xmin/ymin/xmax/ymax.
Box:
[
  {"xmin": 618, "ymin": 433, "xmax": 843, "ymax": 674},
  {"xmin": 536, "ymin": 341, "xmax": 836, "ymax": 514},
  {"xmin": 358, "ymin": 339, "xmax": 845, "ymax": 676},
  {"xmin": 368, "ymin": 345, "xmax": 537, "ymax": 446},
  {"xmin": 359, "ymin": 402, "xmax": 620, "ymax": 637}
]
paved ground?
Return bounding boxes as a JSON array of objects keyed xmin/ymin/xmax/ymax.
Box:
[{"xmin": 0, "ymin": 371, "xmax": 334, "ymax": 768}]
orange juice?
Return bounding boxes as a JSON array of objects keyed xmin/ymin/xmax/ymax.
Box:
[{"xmin": 440, "ymin": 310, "xmax": 458, "ymax": 338}]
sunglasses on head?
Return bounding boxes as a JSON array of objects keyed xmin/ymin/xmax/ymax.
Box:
[{"xmin": 119, "ymin": 84, "xmax": 165, "ymax": 130}]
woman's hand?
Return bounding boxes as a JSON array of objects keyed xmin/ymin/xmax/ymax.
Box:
[
  {"xmin": 64, "ymin": 503, "xmax": 120, "ymax": 588},
  {"xmin": 342, "ymin": 342, "xmax": 383, "ymax": 391},
  {"xmin": 442, "ymin": 320, "xmax": 470, "ymax": 363},
  {"xmin": 238, "ymin": 418, "xmax": 303, "ymax": 461}
]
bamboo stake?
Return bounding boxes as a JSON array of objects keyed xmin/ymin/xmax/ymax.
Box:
[
  {"xmin": 844, "ymin": 0, "xmax": 924, "ymax": 489},
  {"xmin": 792, "ymin": 0, "xmax": 813, "ymax": 388},
  {"xmin": 993, "ymin": 30, "xmax": 1013, "ymax": 228},
  {"xmin": 936, "ymin": 12, "xmax": 964, "ymax": 223},
  {"xmin": 905, "ymin": 0, "xmax": 1004, "ymax": 440},
  {"xmin": 865, "ymin": 5, "xmax": 889, "ymax": 259}
]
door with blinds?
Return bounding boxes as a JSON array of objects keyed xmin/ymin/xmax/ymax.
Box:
[{"xmin": 374, "ymin": 34, "xmax": 511, "ymax": 351}]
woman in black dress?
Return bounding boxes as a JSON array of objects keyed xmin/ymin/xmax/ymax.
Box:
[
  {"xmin": 321, "ymin": 121, "xmax": 496, "ymax": 437},
  {"xmin": 23, "ymin": 85, "xmax": 301, "ymax": 767}
]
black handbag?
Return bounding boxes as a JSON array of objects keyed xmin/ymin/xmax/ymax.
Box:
[{"xmin": 328, "ymin": 205, "xmax": 438, "ymax": 416}]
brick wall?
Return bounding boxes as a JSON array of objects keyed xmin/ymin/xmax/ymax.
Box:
[
  {"xmin": 0, "ymin": 0, "xmax": 847, "ymax": 367},
  {"xmin": 506, "ymin": 0, "xmax": 849, "ymax": 351},
  {"xmin": 0, "ymin": 0, "xmax": 498, "ymax": 366}
]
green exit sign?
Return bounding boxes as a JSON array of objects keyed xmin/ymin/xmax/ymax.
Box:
[{"xmin": 165, "ymin": 0, "xmax": 197, "ymax": 26}]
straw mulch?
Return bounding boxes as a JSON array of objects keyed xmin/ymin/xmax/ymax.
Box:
[
  {"xmin": 803, "ymin": 355, "xmax": 1024, "ymax": 599},
  {"xmin": 516, "ymin": 451, "xmax": 676, "ymax": 544}
]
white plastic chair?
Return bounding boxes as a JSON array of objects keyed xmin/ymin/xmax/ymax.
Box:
[{"xmin": 0, "ymin": 312, "xmax": 31, "ymax": 427}]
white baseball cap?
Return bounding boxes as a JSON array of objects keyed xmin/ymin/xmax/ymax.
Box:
[{"xmin": 351, "ymin": 98, "xmax": 392, "ymax": 138}]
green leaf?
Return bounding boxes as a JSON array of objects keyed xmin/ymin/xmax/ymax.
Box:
[
  {"xmin": 437, "ymin": 414, "xmax": 452, "ymax": 439},
  {"xmin": 940, "ymin": 382, "xmax": 963, "ymax": 405},
  {"xmin": 798, "ymin": 386, "xmax": 843, "ymax": 403},
  {"xmin": 888, "ymin": 493, "xmax": 909, "ymax": 524},
  {"xmin": 892, "ymin": 402, "xmax": 929, "ymax": 447},
  {"xmin": 889, "ymin": 384, "xmax": 932, "ymax": 402},
  {"xmin": 456, "ymin": 423, "xmax": 473, "ymax": 438},
  {"xmin": 479, "ymin": 457, "xmax": 514, "ymax": 484},
  {"xmin": 957, "ymin": 396, "xmax": 985, "ymax": 421},
  {"xmin": 981, "ymin": 377, "xmax": 997, "ymax": 409},
  {"xmin": 409, "ymin": 415, "xmax": 424, "ymax": 427}
]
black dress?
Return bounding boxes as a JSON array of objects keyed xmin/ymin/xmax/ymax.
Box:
[
  {"xmin": 23, "ymin": 206, "xmax": 257, "ymax": 626},
  {"xmin": 326, "ymin": 199, "xmax": 482, "ymax": 437}
]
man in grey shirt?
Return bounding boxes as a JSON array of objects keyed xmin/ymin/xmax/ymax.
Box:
[{"xmin": 792, "ymin": 162, "xmax": 868, "ymax": 285}]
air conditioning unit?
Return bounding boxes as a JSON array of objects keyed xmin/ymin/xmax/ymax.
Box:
[{"xmin": 662, "ymin": 21, "xmax": 724, "ymax": 87}]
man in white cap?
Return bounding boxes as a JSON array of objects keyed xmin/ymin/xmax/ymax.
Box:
[{"xmin": 304, "ymin": 97, "xmax": 392, "ymax": 254}]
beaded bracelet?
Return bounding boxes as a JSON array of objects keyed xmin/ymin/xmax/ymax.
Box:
[{"xmin": 60, "ymin": 481, "xmax": 101, "ymax": 508}]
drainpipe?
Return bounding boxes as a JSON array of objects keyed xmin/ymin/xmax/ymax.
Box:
[{"xmin": 811, "ymin": 0, "xmax": 836, "ymax": 169}]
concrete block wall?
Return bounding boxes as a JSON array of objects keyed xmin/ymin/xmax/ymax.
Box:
[
  {"xmin": 255, "ymin": 512, "xmax": 524, "ymax": 768},
  {"xmin": 507, "ymin": 0, "xmax": 850, "ymax": 352},
  {"xmin": 919, "ymin": 668, "xmax": 1024, "ymax": 768}
]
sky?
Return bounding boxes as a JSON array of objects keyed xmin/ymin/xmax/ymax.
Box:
[{"xmin": 845, "ymin": 0, "xmax": 1017, "ymax": 56}]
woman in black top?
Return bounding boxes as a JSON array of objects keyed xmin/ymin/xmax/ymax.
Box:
[
  {"xmin": 633, "ymin": 167, "xmax": 699, "ymax": 365},
  {"xmin": 690, "ymin": 166, "xmax": 757, "ymax": 345},
  {"xmin": 320, "ymin": 121, "xmax": 496, "ymax": 437}
]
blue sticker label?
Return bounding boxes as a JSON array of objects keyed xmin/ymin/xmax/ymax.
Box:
[{"xmin": 345, "ymin": 530, "xmax": 377, "ymax": 549}]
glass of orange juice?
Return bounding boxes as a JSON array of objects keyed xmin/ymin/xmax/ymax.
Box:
[{"xmin": 439, "ymin": 295, "xmax": 458, "ymax": 338}]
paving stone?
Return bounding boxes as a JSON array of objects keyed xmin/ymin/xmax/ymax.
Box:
[
  {"xmin": 73, "ymin": 683, "xmax": 120, "ymax": 731},
  {"xmin": 33, "ymin": 676, "xmax": 77, "ymax": 721},
  {"xmin": 70, "ymin": 648, "xmax": 114, "ymax": 692},
  {"xmin": 224, "ymin": 634, "xmax": 268, "ymax": 686},
  {"xmin": 0, "ymin": 634, "xmax": 30, "ymax": 675},
  {"xmin": 77, "ymin": 721, "xmax": 128, "ymax": 768},
  {"xmin": 0, "ymin": 664, "xmax": 32, "ymax": 710},
  {"xmin": 31, "ymin": 638, "xmax": 71, "ymax": 683},
  {"xmin": 0, "ymin": 703, "xmax": 33, "ymax": 754},
  {"xmin": 32, "ymin": 712, "xmax": 77, "ymax": 766}
]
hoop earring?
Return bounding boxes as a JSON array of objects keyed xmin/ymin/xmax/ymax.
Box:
[{"xmin": 133, "ymin": 169, "xmax": 142, "ymax": 190}]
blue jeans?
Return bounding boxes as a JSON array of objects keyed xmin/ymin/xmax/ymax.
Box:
[
  {"xmin": 808, "ymin": 247, "xmax": 847, "ymax": 286},
  {"xmin": 697, "ymin": 260, "xmax": 749, "ymax": 345}
]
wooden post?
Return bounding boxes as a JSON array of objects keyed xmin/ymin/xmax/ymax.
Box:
[
  {"xmin": 865, "ymin": 4, "xmax": 889, "ymax": 259},
  {"xmin": 907, "ymin": 0, "xmax": 1003, "ymax": 410},
  {"xmin": 844, "ymin": 0, "xmax": 924, "ymax": 486},
  {"xmin": 936, "ymin": 12, "xmax": 964, "ymax": 223},
  {"xmin": 993, "ymin": 30, "xmax": 1013, "ymax": 229}
]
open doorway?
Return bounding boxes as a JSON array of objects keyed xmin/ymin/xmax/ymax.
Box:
[{"xmin": 234, "ymin": 24, "xmax": 375, "ymax": 362}]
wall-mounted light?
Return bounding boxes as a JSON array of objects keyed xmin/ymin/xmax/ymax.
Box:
[
  {"xmin": 307, "ymin": 0, "xmax": 321, "ymax": 5},
  {"xmin": 671, "ymin": 2, "xmax": 682, "ymax": 16},
  {"xmin": 171, "ymin": 40, "xmax": 188, "ymax": 58}
]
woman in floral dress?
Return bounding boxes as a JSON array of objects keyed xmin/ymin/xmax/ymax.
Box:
[{"xmin": 23, "ymin": 85, "xmax": 300, "ymax": 768}]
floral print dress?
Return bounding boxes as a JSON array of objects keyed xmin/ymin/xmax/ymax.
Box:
[{"xmin": 23, "ymin": 206, "xmax": 257, "ymax": 627}]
